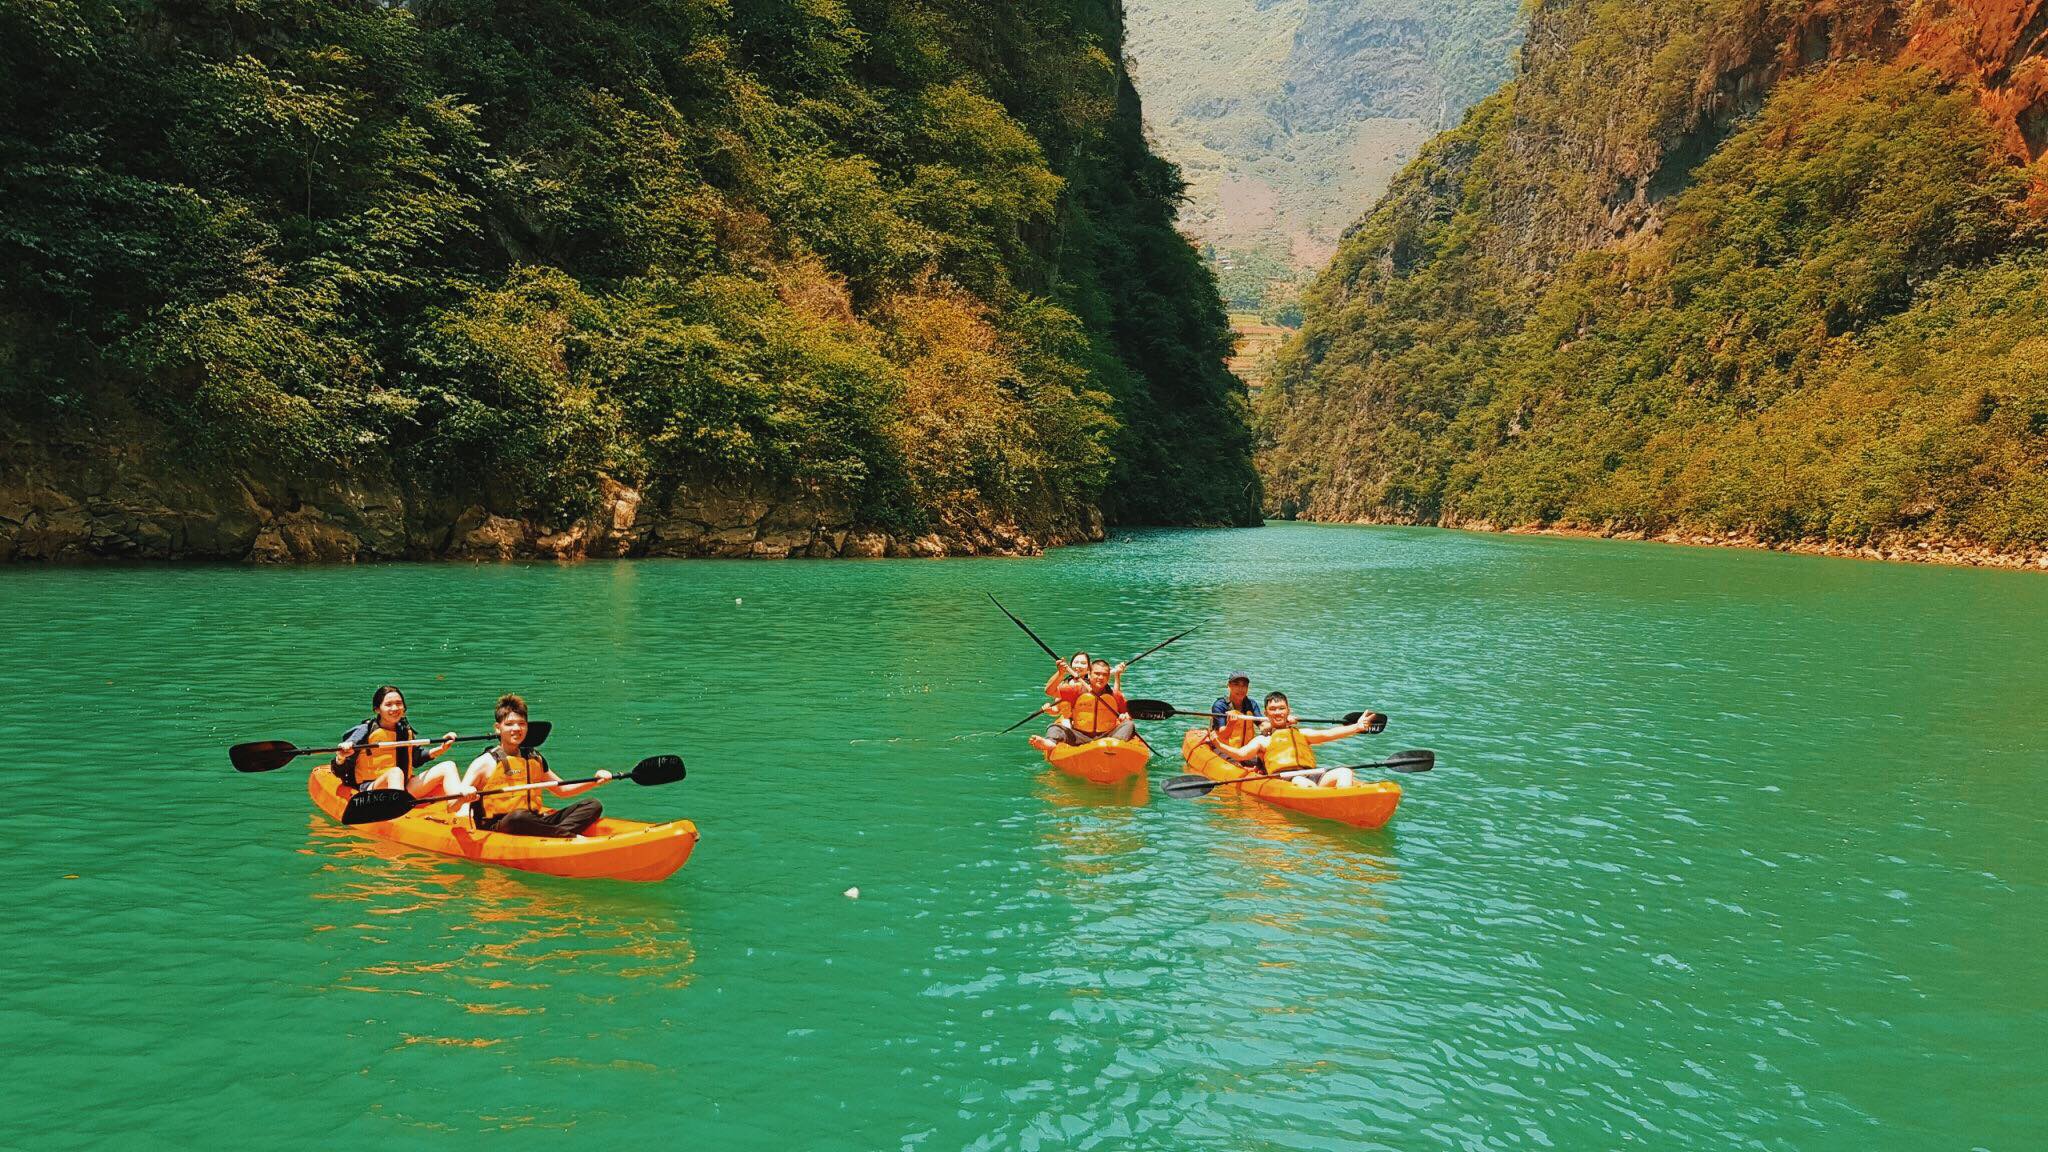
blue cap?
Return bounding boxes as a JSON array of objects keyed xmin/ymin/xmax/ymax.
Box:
[{"xmin": 1226, "ymin": 671, "xmax": 1251, "ymax": 684}]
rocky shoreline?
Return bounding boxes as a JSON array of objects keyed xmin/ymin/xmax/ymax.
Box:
[
  {"xmin": 1298, "ymin": 513, "xmax": 2048, "ymax": 572},
  {"xmin": 0, "ymin": 438, "xmax": 1100, "ymax": 563}
]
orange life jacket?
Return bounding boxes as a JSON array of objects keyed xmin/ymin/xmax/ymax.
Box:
[
  {"xmin": 1050, "ymin": 677, "xmax": 1083, "ymax": 720},
  {"xmin": 338, "ymin": 719, "xmax": 418, "ymax": 787},
  {"xmin": 1215, "ymin": 701, "xmax": 1259, "ymax": 746},
  {"xmin": 1070, "ymin": 687, "xmax": 1124, "ymax": 737},
  {"xmin": 477, "ymin": 746, "xmax": 550, "ymax": 820},
  {"xmin": 1265, "ymin": 725, "xmax": 1316, "ymax": 772}
]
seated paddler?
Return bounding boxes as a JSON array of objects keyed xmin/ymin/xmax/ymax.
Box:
[
  {"xmin": 1202, "ymin": 692, "xmax": 1383, "ymax": 789},
  {"xmin": 451, "ymin": 694, "xmax": 610, "ymax": 837},
  {"xmin": 332, "ymin": 684, "xmax": 465, "ymax": 798},
  {"xmin": 1209, "ymin": 671, "xmax": 1264, "ymax": 764},
  {"xmin": 1031, "ymin": 658, "xmax": 1136, "ymax": 751}
]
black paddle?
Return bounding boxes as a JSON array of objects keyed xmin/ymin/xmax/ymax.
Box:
[
  {"xmin": 1002, "ymin": 704, "xmax": 1058, "ymax": 734},
  {"xmin": 1161, "ymin": 749, "xmax": 1435, "ymax": 799},
  {"xmin": 340, "ymin": 754, "xmax": 686, "ymax": 825},
  {"xmin": 1126, "ymin": 699, "xmax": 1383, "ymax": 730},
  {"xmin": 987, "ymin": 593, "xmax": 1063, "ymax": 662},
  {"xmin": 1124, "ymin": 625, "xmax": 1197, "ymax": 667},
  {"xmin": 995, "ymin": 626, "xmax": 1198, "ymax": 734},
  {"xmin": 987, "ymin": 594, "xmax": 1069, "ymax": 735},
  {"xmin": 230, "ymin": 721, "xmax": 554, "ymax": 773}
]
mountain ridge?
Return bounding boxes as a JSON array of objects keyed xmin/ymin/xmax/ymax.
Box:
[{"xmin": 1259, "ymin": 0, "xmax": 2048, "ymax": 565}]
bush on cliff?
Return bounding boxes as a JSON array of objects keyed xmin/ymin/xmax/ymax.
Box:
[
  {"xmin": 0, "ymin": 0, "xmax": 1256, "ymax": 538},
  {"xmin": 1261, "ymin": 48, "xmax": 2048, "ymax": 550}
]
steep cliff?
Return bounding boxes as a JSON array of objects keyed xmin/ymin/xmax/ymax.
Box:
[
  {"xmin": 0, "ymin": 0, "xmax": 1252, "ymax": 562},
  {"xmin": 1261, "ymin": 0, "xmax": 2048, "ymax": 564}
]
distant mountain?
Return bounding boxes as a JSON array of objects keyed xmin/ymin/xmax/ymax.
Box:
[{"xmin": 1125, "ymin": 0, "xmax": 1522, "ymax": 296}]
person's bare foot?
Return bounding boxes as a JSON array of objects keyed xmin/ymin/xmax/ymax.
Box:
[{"xmin": 1027, "ymin": 735, "xmax": 1055, "ymax": 753}]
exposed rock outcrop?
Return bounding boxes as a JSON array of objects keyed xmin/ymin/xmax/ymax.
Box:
[
  {"xmin": 0, "ymin": 430, "xmax": 1098, "ymax": 563},
  {"xmin": 1488, "ymin": 0, "xmax": 2048, "ymax": 275}
]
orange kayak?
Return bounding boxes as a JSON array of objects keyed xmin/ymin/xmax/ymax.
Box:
[
  {"xmin": 1179, "ymin": 729, "xmax": 1401, "ymax": 829},
  {"xmin": 1044, "ymin": 736, "xmax": 1152, "ymax": 785},
  {"xmin": 306, "ymin": 770, "xmax": 698, "ymax": 882}
]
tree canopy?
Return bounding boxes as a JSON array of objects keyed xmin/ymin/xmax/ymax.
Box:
[{"xmin": 0, "ymin": 0, "xmax": 1256, "ymax": 537}]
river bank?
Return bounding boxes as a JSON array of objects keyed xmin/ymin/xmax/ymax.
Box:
[
  {"xmin": 0, "ymin": 437, "xmax": 1102, "ymax": 564},
  {"xmin": 1278, "ymin": 514, "xmax": 2048, "ymax": 571}
]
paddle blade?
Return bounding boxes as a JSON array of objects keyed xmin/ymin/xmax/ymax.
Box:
[
  {"xmin": 1381, "ymin": 749, "xmax": 1434, "ymax": 773},
  {"xmin": 626, "ymin": 755, "xmax": 686, "ymax": 786},
  {"xmin": 341, "ymin": 788, "xmax": 418, "ymax": 825},
  {"xmin": 1160, "ymin": 773, "xmax": 1227, "ymax": 800},
  {"xmin": 229, "ymin": 741, "xmax": 303, "ymax": 773},
  {"xmin": 525, "ymin": 720, "xmax": 553, "ymax": 748},
  {"xmin": 1300, "ymin": 712, "xmax": 1385, "ymax": 730},
  {"xmin": 1125, "ymin": 699, "xmax": 1179, "ymax": 722}
]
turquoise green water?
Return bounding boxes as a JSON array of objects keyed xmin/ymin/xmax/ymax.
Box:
[{"xmin": 6, "ymin": 524, "xmax": 2046, "ymax": 1150}]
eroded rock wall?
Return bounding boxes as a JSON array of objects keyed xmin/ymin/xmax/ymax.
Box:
[{"xmin": 0, "ymin": 430, "xmax": 1098, "ymax": 563}]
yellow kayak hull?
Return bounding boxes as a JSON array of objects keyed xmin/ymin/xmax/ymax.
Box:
[
  {"xmin": 1045, "ymin": 736, "xmax": 1152, "ymax": 785},
  {"xmin": 1179, "ymin": 730, "xmax": 1400, "ymax": 829},
  {"xmin": 307, "ymin": 770, "xmax": 698, "ymax": 882}
]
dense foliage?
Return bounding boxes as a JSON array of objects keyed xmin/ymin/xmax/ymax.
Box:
[
  {"xmin": 1207, "ymin": 247, "xmax": 1306, "ymax": 323},
  {"xmin": 0, "ymin": 0, "xmax": 1254, "ymax": 532},
  {"xmin": 1261, "ymin": 1, "xmax": 2048, "ymax": 552}
]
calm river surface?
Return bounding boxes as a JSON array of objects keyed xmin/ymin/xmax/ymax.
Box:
[{"xmin": 6, "ymin": 524, "xmax": 2045, "ymax": 1150}]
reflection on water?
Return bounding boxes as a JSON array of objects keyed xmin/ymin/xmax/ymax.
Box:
[
  {"xmin": 1192, "ymin": 787, "xmax": 1403, "ymax": 892},
  {"xmin": 1034, "ymin": 785, "xmax": 1148, "ymax": 883},
  {"xmin": 1032, "ymin": 767, "xmax": 1150, "ymax": 809},
  {"xmin": 954, "ymin": 742, "xmax": 1415, "ymax": 1148},
  {"xmin": 302, "ymin": 815, "xmax": 697, "ymax": 1023}
]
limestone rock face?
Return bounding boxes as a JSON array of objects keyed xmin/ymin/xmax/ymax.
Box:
[
  {"xmin": 273, "ymin": 512, "xmax": 361, "ymax": 563},
  {"xmin": 1258, "ymin": 0, "xmax": 2048, "ymax": 567},
  {"xmin": 841, "ymin": 532, "xmax": 888, "ymax": 558},
  {"xmin": 457, "ymin": 516, "xmax": 528, "ymax": 562},
  {"xmin": 2, "ymin": 427, "xmax": 1095, "ymax": 563}
]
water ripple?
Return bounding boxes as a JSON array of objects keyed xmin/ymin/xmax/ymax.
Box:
[{"xmin": 5, "ymin": 527, "xmax": 2046, "ymax": 1149}]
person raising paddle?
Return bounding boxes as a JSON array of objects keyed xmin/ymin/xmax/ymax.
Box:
[
  {"xmin": 450, "ymin": 694, "xmax": 610, "ymax": 837},
  {"xmin": 1031, "ymin": 658, "xmax": 1135, "ymax": 750},
  {"xmin": 1035, "ymin": 650, "xmax": 1127, "ymax": 739},
  {"xmin": 1203, "ymin": 692, "xmax": 1383, "ymax": 788},
  {"xmin": 1038, "ymin": 650, "xmax": 1090, "ymax": 726},
  {"xmin": 332, "ymin": 685, "xmax": 465, "ymax": 798}
]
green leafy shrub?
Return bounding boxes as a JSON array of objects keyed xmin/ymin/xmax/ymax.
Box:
[
  {"xmin": 0, "ymin": 0, "xmax": 1254, "ymax": 537},
  {"xmin": 1263, "ymin": 48, "xmax": 2048, "ymax": 550}
]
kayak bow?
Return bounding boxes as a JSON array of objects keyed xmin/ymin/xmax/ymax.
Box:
[{"xmin": 1044, "ymin": 736, "xmax": 1152, "ymax": 785}]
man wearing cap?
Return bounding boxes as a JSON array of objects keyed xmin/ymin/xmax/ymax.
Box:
[{"xmin": 1211, "ymin": 673, "xmax": 1263, "ymax": 764}]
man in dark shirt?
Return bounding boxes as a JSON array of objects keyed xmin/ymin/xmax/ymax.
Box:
[{"xmin": 1211, "ymin": 672, "xmax": 1262, "ymax": 764}]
